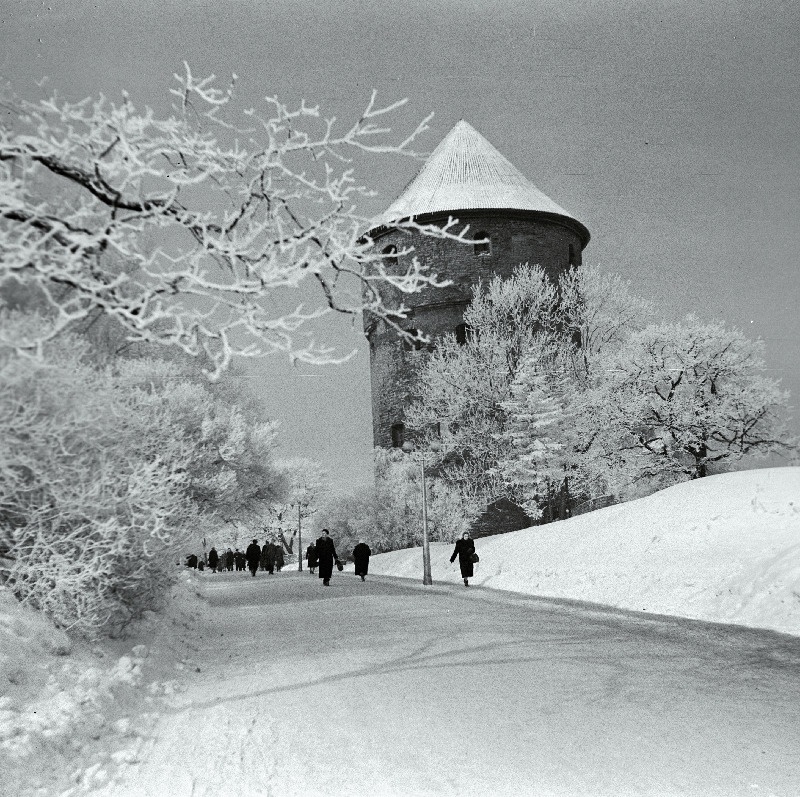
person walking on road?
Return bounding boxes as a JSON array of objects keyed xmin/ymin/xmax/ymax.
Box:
[
  {"xmin": 225, "ymin": 548, "xmax": 234, "ymax": 572},
  {"xmin": 245, "ymin": 539, "xmax": 261, "ymax": 577},
  {"xmin": 208, "ymin": 546, "xmax": 219, "ymax": 573},
  {"xmin": 352, "ymin": 540, "xmax": 371, "ymax": 582},
  {"xmin": 315, "ymin": 529, "xmax": 339, "ymax": 586},
  {"xmin": 260, "ymin": 540, "xmax": 272, "ymax": 573},
  {"xmin": 450, "ymin": 532, "xmax": 476, "ymax": 587},
  {"xmin": 305, "ymin": 543, "xmax": 318, "ymax": 575},
  {"xmin": 274, "ymin": 542, "xmax": 285, "ymax": 572}
]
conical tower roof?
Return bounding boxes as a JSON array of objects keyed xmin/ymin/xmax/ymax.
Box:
[{"xmin": 374, "ymin": 120, "xmax": 588, "ymax": 244}]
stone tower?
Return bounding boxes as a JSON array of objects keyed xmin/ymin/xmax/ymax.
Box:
[{"xmin": 364, "ymin": 120, "xmax": 590, "ymax": 450}]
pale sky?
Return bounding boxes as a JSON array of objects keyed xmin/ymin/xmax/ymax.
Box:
[{"xmin": 2, "ymin": 0, "xmax": 798, "ymax": 490}]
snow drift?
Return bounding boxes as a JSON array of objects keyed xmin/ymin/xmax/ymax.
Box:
[{"xmin": 369, "ymin": 467, "xmax": 800, "ymax": 636}]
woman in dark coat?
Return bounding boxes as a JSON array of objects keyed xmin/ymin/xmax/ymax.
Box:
[
  {"xmin": 208, "ymin": 547, "xmax": 219, "ymax": 573},
  {"xmin": 274, "ymin": 544, "xmax": 285, "ymax": 572},
  {"xmin": 450, "ymin": 532, "xmax": 476, "ymax": 587},
  {"xmin": 315, "ymin": 529, "xmax": 339, "ymax": 586},
  {"xmin": 245, "ymin": 539, "xmax": 261, "ymax": 577},
  {"xmin": 352, "ymin": 540, "xmax": 371, "ymax": 582},
  {"xmin": 305, "ymin": 543, "xmax": 318, "ymax": 574}
]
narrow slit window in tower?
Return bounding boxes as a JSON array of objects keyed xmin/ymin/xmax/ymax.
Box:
[
  {"xmin": 568, "ymin": 244, "xmax": 576, "ymax": 267},
  {"xmin": 455, "ymin": 323, "xmax": 468, "ymax": 345},
  {"xmin": 391, "ymin": 423, "xmax": 405, "ymax": 448}
]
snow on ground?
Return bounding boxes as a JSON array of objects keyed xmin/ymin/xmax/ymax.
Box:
[
  {"xmin": 2, "ymin": 467, "xmax": 798, "ymax": 796},
  {"xmin": 0, "ymin": 568, "xmax": 209, "ymax": 797},
  {"xmin": 369, "ymin": 467, "xmax": 800, "ymax": 636}
]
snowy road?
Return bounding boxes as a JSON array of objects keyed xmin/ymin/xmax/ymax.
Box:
[{"xmin": 97, "ymin": 570, "xmax": 800, "ymax": 797}]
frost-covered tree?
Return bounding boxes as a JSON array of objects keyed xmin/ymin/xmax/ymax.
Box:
[
  {"xmin": 558, "ymin": 264, "xmax": 655, "ymax": 384},
  {"xmin": 0, "ymin": 322, "xmax": 286, "ymax": 635},
  {"xmin": 1, "ymin": 65, "xmax": 469, "ymax": 377},
  {"xmin": 270, "ymin": 458, "xmax": 328, "ymax": 553},
  {"xmin": 496, "ymin": 359, "xmax": 570, "ymax": 518},
  {"xmin": 405, "ymin": 265, "xmax": 560, "ymax": 506},
  {"xmin": 0, "ymin": 332, "xmax": 192, "ymax": 633},
  {"xmin": 587, "ymin": 317, "xmax": 796, "ymax": 479}
]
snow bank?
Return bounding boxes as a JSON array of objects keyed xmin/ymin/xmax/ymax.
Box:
[
  {"xmin": 370, "ymin": 467, "xmax": 800, "ymax": 636},
  {"xmin": 0, "ymin": 567, "xmax": 208, "ymax": 796}
]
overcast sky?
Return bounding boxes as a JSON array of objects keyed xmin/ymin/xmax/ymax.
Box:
[{"xmin": 2, "ymin": 0, "xmax": 798, "ymax": 490}]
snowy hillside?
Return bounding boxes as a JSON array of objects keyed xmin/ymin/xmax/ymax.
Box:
[{"xmin": 369, "ymin": 467, "xmax": 800, "ymax": 636}]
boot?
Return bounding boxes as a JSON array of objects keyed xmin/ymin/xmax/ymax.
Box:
[{"xmin": 464, "ymin": 579, "xmax": 469, "ymax": 587}]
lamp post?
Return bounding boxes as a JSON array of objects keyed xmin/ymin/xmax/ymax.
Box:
[
  {"xmin": 402, "ymin": 440, "xmax": 440, "ymax": 586},
  {"xmin": 292, "ymin": 502, "xmax": 308, "ymax": 572}
]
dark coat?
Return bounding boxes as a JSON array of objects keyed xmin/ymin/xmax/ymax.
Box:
[
  {"xmin": 274, "ymin": 545, "xmax": 285, "ymax": 570},
  {"xmin": 208, "ymin": 548, "xmax": 219, "ymax": 569},
  {"xmin": 316, "ymin": 535, "xmax": 338, "ymax": 580},
  {"xmin": 450, "ymin": 537, "xmax": 476, "ymax": 578},
  {"xmin": 225, "ymin": 550, "xmax": 234, "ymax": 569},
  {"xmin": 306, "ymin": 544, "xmax": 318, "ymax": 568},
  {"xmin": 246, "ymin": 542, "xmax": 261, "ymax": 568},
  {"xmin": 352, "ymin": 543, "xmax": 371, "ymax": 575}
]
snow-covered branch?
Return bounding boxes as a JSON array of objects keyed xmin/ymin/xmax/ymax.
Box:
[{"xmin": 1, "ymin": 67, "xmax": 469, "ymax": 377}]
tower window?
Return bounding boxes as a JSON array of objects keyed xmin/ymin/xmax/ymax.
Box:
[
  {"xmin": 455, "ymin": 323, "xmax": 468, "ymax": 345},
  {"xmin": 382, "ymin": 244, "xmax": 398, "ymax": 268},
  {"xmin": 391, "ymin": 423, "xmax": 405, "ymax": 448},
  {"xmin": 568, "ymin": 244, "xmax": 576, "ymax": 267},
  {"xmin": 473, "ymin": 232, "xmax": 491, "ymax": 256}
]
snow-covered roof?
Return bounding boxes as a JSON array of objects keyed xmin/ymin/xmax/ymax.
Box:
[{"xmin": 374, "ymin": 120, "xmax": 588, "ymax": 242}]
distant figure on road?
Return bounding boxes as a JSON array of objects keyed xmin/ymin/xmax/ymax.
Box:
[
  {"xmin": 315, "ymin": 529, "xmax": 339, "ymax": 586},
  {"xmin": 260, "ymin": 540, "xmax": 273, "ymax": 574},
  {"xmin": 305, "ymin": 543, "xmax": 318, "ymax": 574},
  {"xmin": 450, "ymin": 532, "xmax": 476, "ymax": 587},
  {"xmin": 208, "ymin": 547, "xmax": 219, "ymax": 573},
  {"xmin": 352, "ymin": 540, "xmax": 371, "ymax": 582},
  {"xmin": 234, "ymin": 548, "xmax": 246, "ymax": 572},
  {"xmin": 274, "ymin": 543, "xmax": 285, "ymax": 572},
  {"xmin": 245, "ymin": 539, "xmax": 261, "ymax": 577},
  {"xmin": 224, "ymin": 548, "xmax": 234, "ymax": 571}
]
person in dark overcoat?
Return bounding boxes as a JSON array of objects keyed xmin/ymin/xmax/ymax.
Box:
[
  {"xmin": 450, "ymin": 532, "xmax": 476, "ymax": 587},
  {"xmin": 274, "ymin": 543, "xmax": 285, "ymax": 572},
  {"xmin": 305, "ymin": 543, "xmax": 318, "ymax": 574},
  {"xmin": 245, "ymin": 539, "xmax": 261, "ymax": 577},
  {"xmin": 260, "ymin": 540, "xmax": 272, "ymax": 573},
  {"xmin": 225, "ymin": 548, "xmax": 234, "ymax": 572},
  {"xmin": 352, "ymin": 540, "xmax": 371, "ymax": 582},
  {"xmin": 208, "ymin": 547, "xmax": 219, "ymax": 573},
  {"xmin": 315, "ymin": 529, "xmax": 339, "ymax": 586}
]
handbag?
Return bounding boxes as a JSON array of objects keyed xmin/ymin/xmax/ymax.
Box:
[
  {"xmin": 470, "ymin": 552, "xmax": 479, "ymax": 563},
  {"xmin": 335, "ymin": 559, "xmax": 344, "ymax": 572}
]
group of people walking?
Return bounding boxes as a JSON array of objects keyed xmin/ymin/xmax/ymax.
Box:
[
  {"xmin": 189, "ymin": 531, "xmax": 478, "ymax": 587},
  {"xmin": 204, "ymin": 541, "xmax": 286, "ymax": 575},
  {"xmin": 305, "ymin": 530, "xmax": 371, "ymax": 586}
]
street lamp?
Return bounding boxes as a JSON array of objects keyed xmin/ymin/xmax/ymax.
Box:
[
  {"xmin": 291, "ymin": 502, "xmax": 308, "ymax": 572},
  {"xmin": 402, "ymin": 439, "xmax": 441, "ymax": 586}
]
